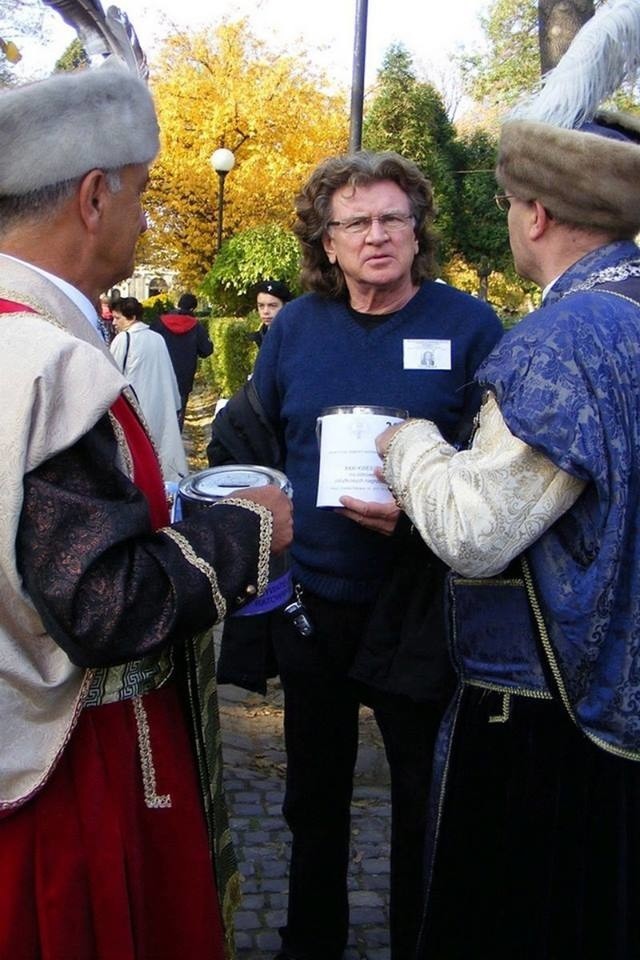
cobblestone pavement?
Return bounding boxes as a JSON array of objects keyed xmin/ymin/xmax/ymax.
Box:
[
  {"xmin": 217, "ymin": 668, "xmax": 392, "ymax": 960},
  {"xmin": 186, "ymin": 391, "xmax": 392, "ymax": 958}
]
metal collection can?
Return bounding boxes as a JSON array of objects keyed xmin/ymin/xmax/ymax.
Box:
[{"xmin": 177, "ymin": 465, "xmax": 293, "ymax": 616}]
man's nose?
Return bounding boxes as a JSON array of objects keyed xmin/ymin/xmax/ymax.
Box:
[{"xmin": 365, "ymin": 218, "xmax": 389, "ymax": 241}]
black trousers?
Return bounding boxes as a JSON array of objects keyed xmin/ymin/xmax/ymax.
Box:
[
  {"xmin": 177, "ymin": 392, "xmax": 189, "ymax": 430},
  {"xmin": 273, "ymin": 593, "xmax": 443, "ymax": 960}
]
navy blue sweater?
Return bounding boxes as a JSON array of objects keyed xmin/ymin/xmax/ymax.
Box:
[{"xmin": 252, "ymin": 282, "xmax": 503, "ymax": 603}]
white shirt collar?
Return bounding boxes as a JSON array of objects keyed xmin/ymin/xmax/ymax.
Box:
[
  {"xmin": 0, "ymin": 254, "xmax": 101, "ymax": 333},
  {"xmin": 541, "ymin": 274, "xmax": 561, "ymax": 303}
]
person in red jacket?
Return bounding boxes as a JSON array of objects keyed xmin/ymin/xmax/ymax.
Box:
[{"xmin": 151, "ymin": 292, "xmax": 213, "ymax": 428}]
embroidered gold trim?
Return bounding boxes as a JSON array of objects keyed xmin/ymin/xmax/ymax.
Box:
[
  {"xmin": 452, "ymin": 576, "xmax": 525, "ymax": 588},
  {"xmin": 591, "ymin": 289, "xmax": 640, "ymax": 309},
  {"xmin": 218, "ymin": 498, "xmax": 272, "ymax": 596},
  {"xmin": 397, "ymin": 432, "xmax": 443, "ymax": 510},
  {"xmin": 521, "ymin": 555, "xmax": 640, "ymax": 762},
  {"xmin": 0, "ymin": 288, "xmax": 66, "ymax": 332},
  {"xmin": 108, "ymin": 410, "xmax": 134, "ymax": 479},
  {"xmin": 488, "ymin": 692, "xmax": 512, "ymax": 724},
  {"xmin": 466, "ymin": 678, "xmax": 552, "ymax": 701},
  {"xmin": 162, "ymin": 527, "xmax": 227, "ymax": 619},
  {"xmin": 122, "ymin": 386, "xmax": 164, "ymax": 464},
  {"xmin": 132, "ymin": 696, "xmax": 172, "ymax": 809},
  {"xmin": 382, "ymin": 418, "xmax": 416, "ymax": 462},
  {"xmin": 382, "ymin": 419, "xmax": 422, "ymax": 508},
  {"xmin": 86, "ymin": 650, "xmax": 173, "ymax": 707}
]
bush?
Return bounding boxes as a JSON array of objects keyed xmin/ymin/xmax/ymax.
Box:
[
  {"xmin": 201, "ymin": 313, "xmax": 260, "ymax": 397},
  {"xmin": 201, "ymin": 224, "xmax": 301, "ymax": 315}
]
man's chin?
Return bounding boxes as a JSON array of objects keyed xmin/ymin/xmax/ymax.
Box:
[{"xmin": 109, "ymin": 263, "xmax": 135, "ymax": 288}]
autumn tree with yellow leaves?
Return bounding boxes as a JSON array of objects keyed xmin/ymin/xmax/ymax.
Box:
[{"xmin": 141, "ymin": 20, "xmax": 348, "ymax": 289}]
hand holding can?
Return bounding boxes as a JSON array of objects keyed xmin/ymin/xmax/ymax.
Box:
[{"xmin": 232, "ymin": 484, "xmax": 293, "ymax": 555}]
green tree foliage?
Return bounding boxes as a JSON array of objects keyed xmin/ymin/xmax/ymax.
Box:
[
  {"xmin": 54, "ymin": 36, "xmax": 89, "ymax": 72},
  {"xmin": 361, "ymin": 44, "xmax": 515, "ymax": 298},
  {"xmin": 460, "ymin": 0, "xmax": 540, "ymax": 113},
  {"xmin": 460, "ymin": 0, "xmax": 604, "ymax": 115},
  {"xmin": 362, "ymin": 45, "xmax": 460, "ymax": 260},
  {"xmin": 201, "ymin": 224, "xmax": 301, "ymax": 315},
  {"xmin": 454, "ymin": 130, "xmax": 512, "ymax": 294}
]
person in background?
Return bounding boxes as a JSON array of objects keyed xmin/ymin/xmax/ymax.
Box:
[
  {"xmin": 0, "ymin": 62, "xmax": 293, "ymax": 960},
  {"xmin": 209, "ymin": 149, "xmax": 502, "ymax": 960},
  {"xmin": 151, "ymin": 292, "xmax": 213, "ymax": 428},
  {"xmin": 247, "ymin": 279, "xmax": 293, "ymax": 349},
  {"xmin": 98, "ymin": 291, "xmax": 115, "ymax": 343},
  {"xmin": 111, "ymin": 295, "xmax": 188, "ymax": 482},
  {"xmin": 375, "ymin": 3, "xmax": 640, "ymax": 957}
]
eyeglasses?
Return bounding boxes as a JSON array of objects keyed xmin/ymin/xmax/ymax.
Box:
[
  {"xmin": 494, "ymin": 194, "xmax": 514, "ymax": 212},
  {"xmin": 326, "ymin": 213, "xmax": 415, "ymax": 235}
]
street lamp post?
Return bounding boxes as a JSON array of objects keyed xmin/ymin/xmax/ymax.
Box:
[
  {"xmin": 349, "ymin": 0, "xmax": 369, "ymax": 152},
  {"xmin": 211, "ymin": 147, "xmax": 235, "ymax": 252}
]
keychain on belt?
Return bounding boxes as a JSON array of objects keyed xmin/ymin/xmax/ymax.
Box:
[{"xmin": 283, "ymin": 583, "xmax": 315, "ymax": 637}]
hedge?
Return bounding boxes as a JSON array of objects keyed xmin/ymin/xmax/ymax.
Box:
[{"xmin": 200, "ymin": 313, "xmax": 261, "ymax": 398}]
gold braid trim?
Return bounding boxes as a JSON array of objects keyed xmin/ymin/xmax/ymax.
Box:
[
  {"xmin": 382, "ymin": 419, "xmax": 431, "ymax": 509},
  {"xmin": 0, "ymin": 289, "xmax": 66, "ymax": 331},
  {"xmin": 521, "ymin": 555, "xmax": 640, "ymax": 762},
  {"xmin": 121, "ymin": 385, "xmax": 164, "ymax": 465},
  {"xmin": 217, "ymin": 498, "xmax": 273, "ymax": 597},
  {"xmin": 108, "ymin": 409, "xmax": 134, "ymax": 479},
  {"xmin": 132, "ymin": 696, "xmax": 172, "ymax": 809},
  {"xmin": 0, "ymin": 294, "xmax": 142, "ymax": 482},
  {"xmin": 161, "ymin": 527, "xmax": 227, "ymax": 620}
]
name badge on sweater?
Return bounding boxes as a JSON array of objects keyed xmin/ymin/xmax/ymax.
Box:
[{"xmin": 403, "ymin": 339, "xmax": 451, "ymax": 370}]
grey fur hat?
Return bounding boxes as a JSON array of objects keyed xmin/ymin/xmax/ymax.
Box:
[
  {"xmin": 0, "ymin": 63, "xmax": 160, "ymax": 196},
  {"xmin": 496, "ymin": 0, "xmax": 640, "ymax": 235}
]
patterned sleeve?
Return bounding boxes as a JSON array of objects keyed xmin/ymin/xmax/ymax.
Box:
[
  {"xmin": 383, "ymin": 393, "xmax": 585, "ymax": 578},
  {"xmin": 17, "ymin": 414, "xmax": 272, "ymax": 668}
]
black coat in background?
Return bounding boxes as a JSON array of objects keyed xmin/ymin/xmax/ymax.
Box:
[{"xmin": 151, "ymin": 311, "xmax": 213, "ymax": 404}]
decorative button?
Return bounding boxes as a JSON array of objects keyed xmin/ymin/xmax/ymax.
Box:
[{"xmin": 235, "ymin": 584, "xmax": 258, "ymax": 606}]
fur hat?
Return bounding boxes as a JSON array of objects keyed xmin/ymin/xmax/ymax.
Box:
[
  {"xmin": 496, "ymin": 0, "xmax": 640, "ymax": 235},
  {"xmin": 0, "ymin": 63, "xmax": 159, "ymax": 196}
]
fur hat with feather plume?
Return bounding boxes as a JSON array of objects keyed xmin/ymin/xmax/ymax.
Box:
[{"xmin": 496, "ymin": 0, "xmax": 640, "ymax": 236}]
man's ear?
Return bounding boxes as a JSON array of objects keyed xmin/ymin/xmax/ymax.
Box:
[
  {"xmin": 77, "ymin": 169, "xmax": 109, "ymax": 233},
  {"xmin": 322, "ymin": 231, "xmax": 337, "ymax": 265},
  {"xmin": 530, "ymin": 200, "xmax": 550, "ymax": 241}
]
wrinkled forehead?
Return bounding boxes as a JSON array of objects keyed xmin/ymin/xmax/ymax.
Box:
[{"xmin": 329, "ymin": 179, "xmax": 411, "ymax": 215}]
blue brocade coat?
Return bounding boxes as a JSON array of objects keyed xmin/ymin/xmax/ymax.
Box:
[{"xmin": 479, "ymin": 240, "xmax": 640, "ymax": 758}]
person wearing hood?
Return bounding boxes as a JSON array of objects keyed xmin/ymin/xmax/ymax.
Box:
[{"xmin": 151, "ymin": 292, "xmax": 213, "ymax": 427}]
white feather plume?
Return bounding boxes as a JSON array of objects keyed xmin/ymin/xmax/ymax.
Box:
[
  {"xmin": 43, "ymin": 0, "xmax": 149, "ymax": 79},
  {"xmin": 509, "ymin": 0, "xmax": 640, "ymax": 127}
]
